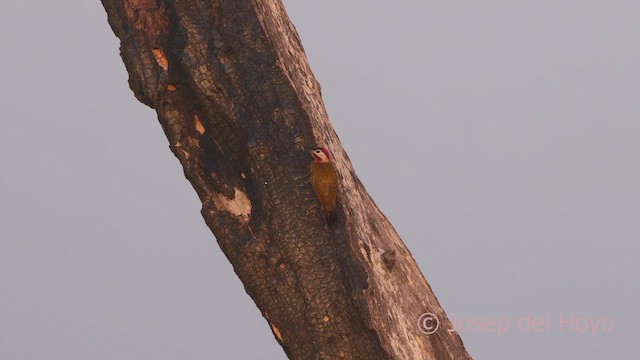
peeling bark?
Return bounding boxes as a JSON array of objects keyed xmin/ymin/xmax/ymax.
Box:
[{"xmin": 101, "ymin": 1, "xmax": 472, "ymax": 359}]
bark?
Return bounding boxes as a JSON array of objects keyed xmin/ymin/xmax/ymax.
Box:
[{"xmin": 101, "ymin": 1, "xmax": 472, "ymax": 359}]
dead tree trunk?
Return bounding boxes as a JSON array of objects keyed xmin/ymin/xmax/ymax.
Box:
[{"xmin": 101, "ymin": 1, "xmax": 472, "ymax": 359}]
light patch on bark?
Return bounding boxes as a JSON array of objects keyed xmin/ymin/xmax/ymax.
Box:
[
  {"xmin": 151, "ymin": 48, "xmax": 168, "ymax": 70},
  {"xmin": 167, "ymin": 84, "xmax": 177, "ymax": 91},
  {"xmin": 194, "ymin": 114, "xmax": 205, "ymax": 134},
  {"xmin": 324, "ymin": 157, "xmax": 465, "ymax": 358},
  {"xmin": 211, "ymin": 187, "xmax": 252, "ymax": 224},
  {"xmin": 269, "ymin": 322, "xmax": 283, "ymax": 342},
  {"xmin": 174, "ymin": 141, "xmax": 190, "ymax": 159}
]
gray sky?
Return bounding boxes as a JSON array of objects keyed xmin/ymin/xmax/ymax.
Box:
[{"xmin": 1, "ymin": 1, "xmax": 637, "ymax": 359}]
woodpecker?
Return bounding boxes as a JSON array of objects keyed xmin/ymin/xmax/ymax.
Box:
[{"xmin": 309, "ymin": 147, "xmax": 338, "ymax": 225}]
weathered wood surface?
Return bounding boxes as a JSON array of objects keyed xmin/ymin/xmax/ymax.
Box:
[{"xmin": 101, "ymin": 1, "xmax": 472, "ymax": 359}]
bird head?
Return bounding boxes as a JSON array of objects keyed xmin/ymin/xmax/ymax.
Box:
[{"xmin": 310, "ymin": 147, "xmax": 331, "ymax": 163}]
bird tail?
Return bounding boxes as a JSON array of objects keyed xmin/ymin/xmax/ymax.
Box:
[{"xmin": 324, "ymin": 210, "xmax": 337, "ymax": 226}]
